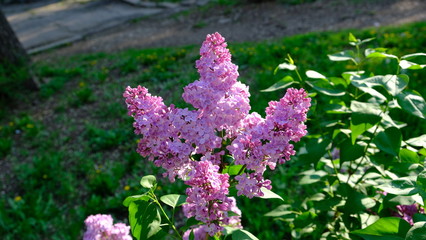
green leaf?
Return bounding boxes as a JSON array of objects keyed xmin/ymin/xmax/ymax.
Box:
[
  {"xmin": 189, "ymin": 230, "xmax": 195, "ymax": 240},
  {"xmin": 264, "ymin": 204, "xmax": 293, "ymax": 217},
  {"xmin": 224, "ymin": 226, "xmax": 238, "ymax": 235},
  {"xmin": 340, "ymin": 139, "xmax": 365, "ymax": 163},
  {"xmin": 416, "ymin": 170, "xmax": 426, "ymax": 201},
  {"xmin": 416, "ymin": 170, "xmax": 426, "ymax": 193},
  {"xmin": 396, "ymin": 90, "xmax": 426, "ymax": 119},
  {"xmin": 401, "ymin": 53, "xmax": 426, "ymax": 59},
  {"xmin": 413, "ymin": 214, "xmax": 426, "ymax": 223},
  {"xmin": 399, "ymin": 60, "xmax": 425, "ymax": 70},
  {"xmin": 306, "ymin": 79, "xmax": 346, "ymax": 96},
  {"xmin": 123, "ymin": 194, "xmax": 150, "ymax": 207},
  {"xmin": 128, "ymin": 200, "xmax": 162, "ymax": 240},
  {"xmin": 299, "ymin": 170, "xmax": 327, "ymax": 185},
  {"xmin": 377, "ymin": 178, "xmax": 418, "ymax": 196},
  {"xmin": 325, "ymin": 103, "xmax": 351, "ymax": 114},
  {"xmin": 351, "ymin": 217, "xmax": 411, "ymax": 240},
  {"xmin": 351, "ymin": 75, "xmax": 408, "ymax": 97},
  {"xmin": 343, "ymin": 191, "xmax": 376, "ymax": 214},
  {"xmin": 140, "ymin": 175, "xmax": 157, "ymax": 189},
  {"xmin": 374, "ymin": 127, "xmax": 402, "ymax": 156},
  {"xmin": 399, "ymin": 149, "xmax": 420, "ymax": 163},
  {"xmin": 350, "ymin": 111, "xmax": 381, "ymax": 144},
  {"xmin": 259, "ymin": 187, "xmax": 284, "ymax": 201},
  {"xmin": 294, "ymin": 211, "xmax": 317, "ymax": 228},
  {"xmin": 305, "ymin": 137, "xmax": 331, "ymax": 163},
  {"xmin": 328, "ymin": 50, "xmax": 357, "ymax": 64},
  {"xmin": 274, "ymin": 63, "xmax": 296, "ymax": 74},
  {"xmin": 350, "ymin": 76, "xmax": 387, "ymax": 101},
  {"xmin": 349, "ymin": 33, "xmax": 358, "ymax": 43},
  {"xmin": 160, "ymin": 194, "xmax": 186, "ymax": 208},
  {"xmin": 405, "ymin": 134, "xmax": 426, "ymax": 148},
  {"xmin": 222, "ymin": 164, "xmax": 245, "ymax": 175},
  {"xmin": 405, "ymin": 221, "xmax": 426, "ymax": 240},
  {"xmin": 360, "ymin": 37, "xmax": 375, "ymax": 45},
  {"xmin": 232, "ymin": 229, "xmax": 259, "ymax": 240},
  {"xmin": 366, "ymin": 52, "xmax": 398, "ymax": 59},
  {"xmin": 261, "ymin": 76, "xmax": 295, "ymax": 92},
  {"xmin": 351, "ymin": 100, "xmax": 382, "ymax": 115},
  {"xmin": 306, "ymin": 70, "xmax": 326, "ymax": 79},
  {"xmin": 382, "ymin": 75, "xmax": 409, "ymax": 96}
]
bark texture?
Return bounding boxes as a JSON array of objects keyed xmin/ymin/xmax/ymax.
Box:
[{"xmin": 0, "ymin": 8, "xmax": 39, "ymax": 91}]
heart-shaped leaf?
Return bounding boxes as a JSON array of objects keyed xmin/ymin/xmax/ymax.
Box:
[{"xmin": 374, "ymin": 127, "xmax": 402, "ymax": 156}]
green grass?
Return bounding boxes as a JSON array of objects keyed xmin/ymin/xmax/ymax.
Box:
[{"xmin": 0, "ymin": 21, "xmax": 425, "ymax": 239}]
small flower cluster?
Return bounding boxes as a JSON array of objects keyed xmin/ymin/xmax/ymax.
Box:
[
  {"xmin": 183, "ymin": 160, "xmax": 241, "ymax": 235},
  {"xmin": 124, "ymin": 32, "xmax": 310, "ymax": 235},
  {"xmin": 83, "ymin": 214, "xmax": 132, "ymax": 240},
  {"xmin": 392, "ymin": 203, "xmax": 425, "ymax": 225}
]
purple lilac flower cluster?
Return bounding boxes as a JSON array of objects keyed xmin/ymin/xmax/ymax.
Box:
[
  {"xmin": 183, "ymin": 160, "xmax": 242, "ymax": 235},
  {"xmin": 124, "ymin": 32, "xmax": 310, "ymax": 235},
  {"xmin": 392, "ymin": 203, "xmax": 425, "ymax": 225},
  {"xmin": 83, "ymin": 214, "xmax": 132, "ymax": 240}
]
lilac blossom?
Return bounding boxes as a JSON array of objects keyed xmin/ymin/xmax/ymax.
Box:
[
  {"xmin": 392, "ymin": 203, "xmax": 425, "ymax": 225},
  {"xmin": 83, "ymin": 214, "xmax": 132, "ymax": 240},
  {"xmin": 124, "ymin": 32, "xmax": 310, "ymax": 232},
  {"xmin": 182, "ymin": 160, "xmax": 241, "ymax": 236}
]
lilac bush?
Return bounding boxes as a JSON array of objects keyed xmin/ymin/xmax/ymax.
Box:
[{"xmin": 123, "ymin": 32, "xmax": 310, "ymax": 238}]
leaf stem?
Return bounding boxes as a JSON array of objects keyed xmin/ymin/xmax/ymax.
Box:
[
  {"xmin": 150, "ymin": 192, "xmax": 182, "ymax": 239},
  {"xmin": 347, "ymin": 104, "xmax": 389, "ymax": 185}
]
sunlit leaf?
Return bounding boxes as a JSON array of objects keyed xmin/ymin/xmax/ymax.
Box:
[
  {"xmin": 222, "ymin": 164, "xmax": 245, "ymax": 175},
  {"xmin": 399, "ymin": 149, "xmax": 420, "ymax": 163},
  {"xmin": 343, "ymin": 191, "xmax": 376, "ymax": 214},
  {"xmin": 306, "ymin": 79, "xmax": 345, "ymax": 96},
  {"xmin": 405, "ymin": 222, "xmax": 426, "ymax": 240},
  {"xmin": 351, "ymin": 217, "xmax": 411, "ymax": 240},
  {"xmin": 399, "ymin": 60, "xmax": 425, "ymax": 70},
  {"xmin": 381, "ymin": 74, "xmax": 409, "ymax": 96},
  {"xmin": 140, "ymin": 175, "xmax": 157, "ymax": 189},
  {"xmin": 377, "ymin": 178, "xmax": 418, "ymax": 196},
  {"xmin": 259, "ymin": 187, "xmax": 284, "ymax": 201},
  {"xmin": 366, "ymin": 52, "xmax": 398, "ymax": 59},
  {"xmin": 232, "ymin": 229, "xmax": 259, "ymax": 240},
  {"xmin": 325, "ymin": 103, "xmax": 351, "ymax": 114},
  {"xmin": 306, "ymin": 70, "xmax": 326, "ymax": 79},
  {"xmin": 401, "ymin": 53, "xmax": 426, "ymax": 59},
  {"xmin": 328, "ymin": 50, "xmax": 357, "ymax": 64},
  {"xmin": 123, "ymin": 194, "xmax": 150, "ymax": 207},
  {"xmin": 128, "ymin": 201, "xmax": 162, "ymax": 240},
  {"xmin": 299, "ymin": 169, "xmax": 327, "ymax": 185},
  {"xmin": 264, "ymin": 204, "xmax": 293, "ymax": 217},
  {"xmin": 396, "ymin": 90, "xmax": 426, "ymax": 119},
  {"xmin": 350, "ymin": 100, "xmax": 382, "ymax": 115},
  {"xmin": 261, "ymin": 76, "xmax": 295, "ymax": 92},
  {"xmin": 406, "ymin": 134, "xmax": 426, "ymax": 148},
  {"xmin": 348, "ymin": 33, "xmax": 358, "ymax": 43},
  {"xmin": 274, "ymin": 63, "xmax": 296, "ymax": 74},
  {"xmin": 160, "ymin": 194, "xmax": 186, "ymax": 208}
]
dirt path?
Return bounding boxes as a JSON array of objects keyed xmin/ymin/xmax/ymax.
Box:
[{"xmin": 34, "ymin": 0, "xmax": 426, "ymax": 61}]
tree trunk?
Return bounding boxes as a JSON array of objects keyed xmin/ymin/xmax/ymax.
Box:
[{"xmin": 0, "ymin": 8, "xmax": 39, "ymax": 91}]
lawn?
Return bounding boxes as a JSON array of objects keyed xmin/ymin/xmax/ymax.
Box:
[{"xmin": 0, "ymin": 21, "xmax": 425, "ymax": 239}]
